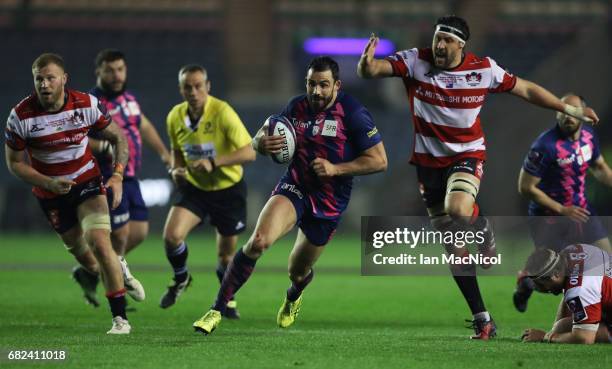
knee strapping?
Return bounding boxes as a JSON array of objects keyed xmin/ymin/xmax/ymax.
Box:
[
  {"xmin": 81, "ymin": 213, "xmax": 111, "ymax": 232},
  {"xmin": 446, "ymin": 177, "xmax": 479, "ymax": 200}
]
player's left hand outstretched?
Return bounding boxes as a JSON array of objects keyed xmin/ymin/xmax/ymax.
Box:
[
  {"xmin": 311, "ymin": 158, "xmax": 338, "ymax": 178},
  {"xmin": 521, "ymin": 328, "xmax": 546, "ymax": 342},
  {"xmin": 105, "ymin": 175, "xmax": 123, "ymax": 210},
  {"xmin": 361, "ymin": 33, "xmax": 379, "ymax": 65}
]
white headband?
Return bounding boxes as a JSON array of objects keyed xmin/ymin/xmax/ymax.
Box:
[
  {"xmin": 531, "ymin": 250, "xmax": 561, "ymax": 280},
  {"xmin": 434, "ymin": 24, "xmax": 467, "ymax": 44}
]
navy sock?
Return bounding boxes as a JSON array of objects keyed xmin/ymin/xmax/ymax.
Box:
[
  {"xmin": 451, "ymin": 265, "xmax": 486, "ymax": 315},
  {"xmin": 287, "ymin": 269, "xmax": 314, "ymax": 302},
  {"xmin": 215, "ymin": 262, "xmax": 227, "ymax": 284},
  {"xmin": 106, "ymin": 289, "xmax": 127, "ymax": 319},
  {"xmin": 216, "ymin": 262, "xmax": 234, "ymax": 301},
  {"xmin": 165, "ymin": 241, "xmax": 189, "ymax": 283},
  {"xmin": 212, "ymin": 249, "xmax": 256, "ymax": 313}
]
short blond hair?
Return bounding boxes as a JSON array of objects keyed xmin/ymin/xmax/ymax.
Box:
[{"xmin": 32, "ymin": 53, "xmax": 65, "ymax": 72}]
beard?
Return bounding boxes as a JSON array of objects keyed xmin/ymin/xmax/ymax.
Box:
[
  {"xmin": 37, "ymin": 88, "xmax": 63, "ymax": 109},
  {"xmin": 308, "ymin": 94, "xmax": 333, "ymax": 112},
  {"xmin": 559, "ymin": 122, "xmax": 581, "ymax": 137},
  {"xmin": 433, "ymin": 49, "xmax": 459, "ymax": 69},
  {"xmin": 100, "ymin": 79, "xmax": 127, "ymax": 96}
]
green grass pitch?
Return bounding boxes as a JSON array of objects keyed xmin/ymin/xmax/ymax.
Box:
[{"xmin": 0, "ymin": 233, "xmax": 609, "ymax": 369}]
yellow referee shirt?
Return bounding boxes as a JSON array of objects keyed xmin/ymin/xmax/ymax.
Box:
[{"xmin": 167, "ymin": 95, "xmax": 252, "ymax": 191}]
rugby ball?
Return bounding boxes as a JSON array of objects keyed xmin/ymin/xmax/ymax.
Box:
[{"xmin": 266, "ymin": 115, "xmax": 296, "ymax": 164}]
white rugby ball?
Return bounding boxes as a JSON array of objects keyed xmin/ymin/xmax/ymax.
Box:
[{"xmin": 266, "ymin": 115, "xmax": 296, "ymax": 164}]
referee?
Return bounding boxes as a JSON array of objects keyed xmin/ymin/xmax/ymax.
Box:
[{"xmin": 160, "ymin": 64, "xmax": 255, "ymax": 320}]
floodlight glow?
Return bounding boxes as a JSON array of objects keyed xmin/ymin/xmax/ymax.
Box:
[{"xmin": 303, "ymin": 37, "xmax": 395, "ymax": 56}]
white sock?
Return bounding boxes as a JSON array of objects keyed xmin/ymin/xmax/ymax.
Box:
[{"xmin": 473, "ymin": 311, "xmax": 490, "ymax": 321}]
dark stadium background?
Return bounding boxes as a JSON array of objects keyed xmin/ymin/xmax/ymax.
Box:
[
  {"xmin": 1, "ymin": 3, "xmax": 611, "ymax": 368},
  {"xmin": 0, "ymin": 0, "xmax": 610, "ymax": 233}
]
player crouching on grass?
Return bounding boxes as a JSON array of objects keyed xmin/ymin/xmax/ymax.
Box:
[
  {"xmin": 521, "ymin": 245, "xmax": 612, "ymax": 344},
  {"xmin": 5, "ymin": 53, "xmax": 131, "ymax": 334}
]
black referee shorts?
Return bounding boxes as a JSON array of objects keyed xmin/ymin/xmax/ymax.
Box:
[{"xmin": 174, "ymin": 179, "xmax": 247, "ymax": 236}]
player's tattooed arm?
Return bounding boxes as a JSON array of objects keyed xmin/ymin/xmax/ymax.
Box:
[{"xmin": 97, "ymin": 121, "xmax": 129, "ymax": 168}]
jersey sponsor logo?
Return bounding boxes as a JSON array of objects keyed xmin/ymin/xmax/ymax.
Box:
[
  {"xmin": 435, "ymin": 74, "xmax": 461, "ymax": 88},
  {"xmin": 579, "ymin": 145, "xmax": 592, "ymax": 164},
  {"xmin": 184, "ymin": 142, "xmax": 216, "ymax": 160},
  {"xmin": 113, "ymin": 212, "xmax": 130, "ymax": 225},
  {"xmin": 30, "ymin": 123, "xmax": 44, "ymax": 132},
  {"xmin": 569, "ymin": 262, "xmax": 582, "ymax": 286},
  {"xmin": 465, "ymin": 72, "xmax": 482, "ymax": 86},
  {"xmin": 312, "ymin": 125, "xmax": 320, "ymax": 136},
  {"xmin": 293, "ymin": 119, "xmax": 312, "ymax": 130},
  {"xmin": 321, "ymin": 120, "xmax": 337, "ymax": 137},
  {"xmin": 71, "ymin": 111, "xmax": 85, "ymax": 125},
  {"xmin": 126, "ymin": 101, "xmax": 141, "ymax": 116},
  {"xmin": 414, "ymin": 85, "xmax": 484, "ymax": 105},
  {"xmin": 202, "ymin": 121, "xmax": 214, "ymax": 134},
  {"xmin": 557, "ymin": 154, "xmax": 576, "ymax": 166},
  {"xmin": 556, "ymin": 145, "xmax": 593, "ymax": 167},
  {"xmin": 566, "ymin": 296, "xmax": 587, "ymax": 322},
  {"xmin": 367, "ymin": 127, "xmax": 378, "ymax": 138},
  {"xmin": 525, "ymin": 149, "xmax": 543, "ymax": 171},
  {"xmin": 41, "ymin": 132, "xmax": 88, "ymax": 147},
  {"xmin": 79, "ymin": 186, "xmax": 99, "ymax": 197},
  {"xmin": 280, "ymin": 182, "xmax": 303, "ymax": 199},
  {"xmin": 452, "ymin": 161, "xmax": 475, "ymax": 173}
]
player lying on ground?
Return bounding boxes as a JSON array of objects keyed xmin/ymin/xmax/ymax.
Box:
[{"xmin": 521, "ymin": 245, "xmax": 612, "ymax": 344}]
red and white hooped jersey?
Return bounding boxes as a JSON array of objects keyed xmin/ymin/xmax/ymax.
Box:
[
  {"xmin": 562, "ymin": 244, "xmax": 612, "ymax": 330},
  {"xmin": 5, "ymin": 89, "xmax": 111, "ymax": 198},
  {"xmin": 386, "ymin": 48, "xmax": 517, "ymax": 168}
]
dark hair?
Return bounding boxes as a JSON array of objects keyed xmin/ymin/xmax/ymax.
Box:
[
  {"xmin": 307, "ymin": 56, "xmax": 340, "ymax": 81},
  {"xmin": 95, "ymin": 49, "xmax": 126, "ymax": 68},
  {"xmin": 524, "ymin": 248, "xmax": 565, "ymax": 279},
  {"xmin": 32, "ymin": 53, "xmax": 65, "ymax": 72},
  {"xmin": 178, "ymin": 64, "xmax": 208, "ymax": 82},
  {"xmin": 435, "ymin": 15, "xmax": 470, "ymax": 41}
]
